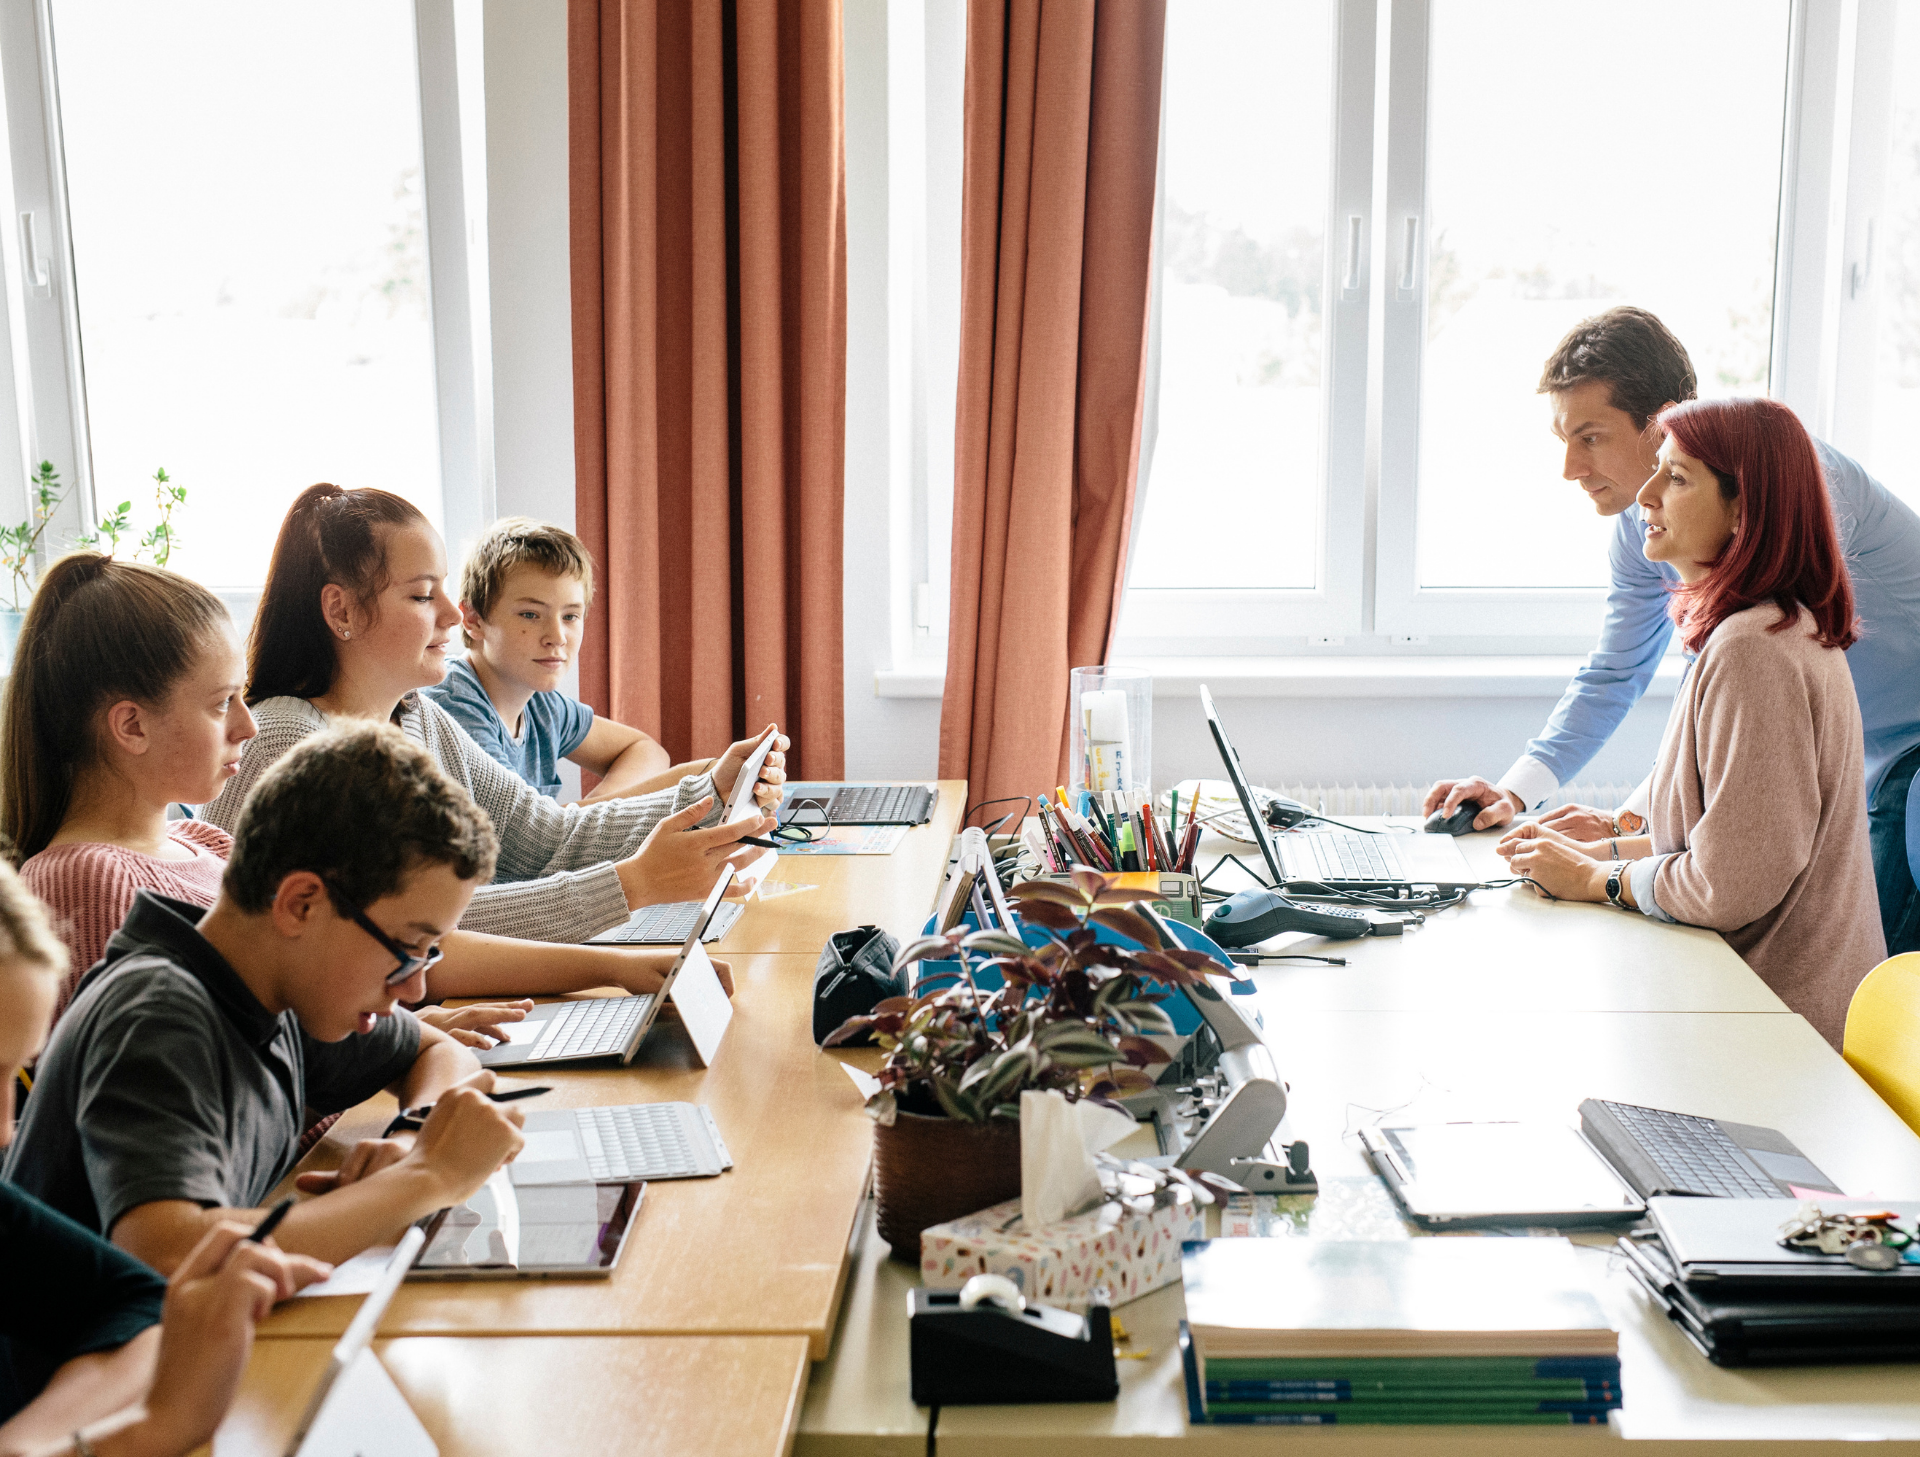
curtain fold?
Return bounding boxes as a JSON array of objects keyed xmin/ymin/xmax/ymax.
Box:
[
  {"xmin": 570, "ymin": 0, "xmax": 846, "ymax": 778},
  {"xmin": 937, "ymin": 0, "xmax": 1167, "ymax": 809}
]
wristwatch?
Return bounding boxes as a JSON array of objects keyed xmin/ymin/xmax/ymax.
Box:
[
  {"xmin": 1604, "ymin": 860, "xmax": 1629, "ymax": 910},
  {"xmin": 1610, "ymin": 810, "xmax": 1644, "ymax": 836}
]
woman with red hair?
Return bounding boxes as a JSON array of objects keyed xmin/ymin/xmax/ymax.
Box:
[{"xmin": 1501, "ymin": 397, "xmax": 1883, "ymax": 1047}]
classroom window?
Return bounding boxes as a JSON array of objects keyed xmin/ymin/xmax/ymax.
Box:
[
  {"xmin": 1410, "ymin": 0, "xmax": 1790, "ymax": 592},
  {"xmin": 36, "ymin": 0, "xmax": 444, "ymax": 587},
  {"xmin": 1862, "ymin": 2, "xmax": 1920, "ymax": 503},
  {"xmin": 1130, "ymin": 0, "xmax": 1335, "ymax": 593}
]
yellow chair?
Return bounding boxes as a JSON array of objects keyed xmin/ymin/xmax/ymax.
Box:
[{"xmin": 1843, "ymin": 952, "xmax": 1920, "ymax": 1137}]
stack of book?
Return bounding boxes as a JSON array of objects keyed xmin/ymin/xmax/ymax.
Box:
[{"xmin": 1180, "ymin": 1238, "xmax": 1622, "ymax": 1426}]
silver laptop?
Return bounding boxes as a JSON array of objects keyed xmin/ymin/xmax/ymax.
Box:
[
  {"xmin": 588, "ymin": 894, "xmax": 743, "ymax": 945},
  {"xmin": 1200, "ymin": 685, "xmax": 1476, "ymax": 890},
  {"xmin": 478, "ymin": 868, "xmax": 734, "ymax": 1068}
]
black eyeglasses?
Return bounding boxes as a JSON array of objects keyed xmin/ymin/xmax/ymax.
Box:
[{"xmin": 329, "ymin": 885, "xmax": 445, "ymax": 987}]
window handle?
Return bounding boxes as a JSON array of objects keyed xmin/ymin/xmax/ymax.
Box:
[
  {"xmin": 18, "ymin": 212, "xmax": 51, "ymax": 298},
  {"xmin": 1396, "ymin": 215, "xmax": 1419, "ymax": 301},
  {"xmin": 1341, "ymin": 214, "xmax": 1363, "ymax": 299},
  {"xmin": 1849, "ymin": 219, "xmax": 1875, "ymax": 301}
]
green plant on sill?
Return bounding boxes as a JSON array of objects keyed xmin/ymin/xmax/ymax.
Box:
[
  {"xmin": 77, "ymin": 468, "xmax": 186, "ymax": 567},
  {"xmin": 826, "ymin": 869, "xmax": 1217, "ymax": 1125},
  {"xmin": 138, "ymin": 468, "xmax": 185, "ymax": 568},
  {"xmin": 0, "ymin": 461, "xmax": 69, "ymax": 610}
]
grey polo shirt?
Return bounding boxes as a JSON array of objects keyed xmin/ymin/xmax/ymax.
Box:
[{"xmin": 1, "ymin": 891, "xmax": 422, "ymax": 1236}]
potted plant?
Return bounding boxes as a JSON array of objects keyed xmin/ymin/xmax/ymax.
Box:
[
  {"xmin": 0, "ymin": 462, "xmax": 67, "ymax": 665},
  {"xmin": 827, "ymin": 868, "xmax": 1219, "ymax": 1259}
]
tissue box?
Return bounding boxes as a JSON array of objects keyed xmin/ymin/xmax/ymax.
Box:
[{"xmin": 920, "ymin": 1188, "xmax": 1197, "ymax": 1311}]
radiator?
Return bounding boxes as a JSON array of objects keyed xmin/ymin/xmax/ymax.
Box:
[{"xmin": 1272, "ymin": 782, "xmax": 1638, "ymax": 818}]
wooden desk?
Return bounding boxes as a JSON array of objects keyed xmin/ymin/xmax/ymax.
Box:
[
  {"xmin": 260, "ymin": 951, "xmax": 877, "ymax": 1358},
  {"xmin": 798, "ymin": 1010, "xmax": 1920, "ymax": 1453},
  {"xmin": 210, "ymin": 1334, "xmax": 808, "ymax": 1457},
  {"xmin": 1208, "ymin": 821, "xmax": 1788, "ymax": 1013},
  {"xmin": 716, "ymin": 780, "xmax": 966, "ymax": 952}
]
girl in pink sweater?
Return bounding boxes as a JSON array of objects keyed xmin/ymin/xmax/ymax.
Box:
[{"xmin": 2, "ymin": 553, "xmax": 728, "ymax": 1032}]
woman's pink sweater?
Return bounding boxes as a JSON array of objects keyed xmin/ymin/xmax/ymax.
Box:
[{"xmin": 21, "ymin": 819, "xmax": 232, "ymax": 1020}]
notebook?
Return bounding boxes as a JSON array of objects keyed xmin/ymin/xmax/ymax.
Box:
[
  {"xmin": 1646, "ymin": 1196, "xmax": 1920, "ymax": 1293},
  {"xmin": 1181, "ymin": 1237, "xmax": 1618, "ymax": 1362}
]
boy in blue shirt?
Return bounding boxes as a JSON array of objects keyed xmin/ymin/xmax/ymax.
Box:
[{"xmin": 426, "ymin": 519, "xmax": 704, "ymax": 802}]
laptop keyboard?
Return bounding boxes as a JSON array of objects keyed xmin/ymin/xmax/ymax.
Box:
[
  {"xmin": 825, "ymin": 785, "xmax": 932, "ymax": 824},
  {"xmin": 599, "ymin": 898, "xmax": 743, "ymax": 945},
  {"xmin": 1305, "ymin": 832, "xmax": 1396, "ymax": 882},
  {"xmin": 1593, "ymin": 1099, "xmax": 1780, "ymax": 1199},
  {"xmin": 523, "ymin": 995, "xmax": 652, "ymax": 1062},
  {"xmin": 578, "ymin": 1104, "xmax": 728, "ymax": 1180}
]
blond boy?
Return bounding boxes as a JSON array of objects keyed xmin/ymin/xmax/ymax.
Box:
[{"xmin": 424, "ymin": 519, "xmax": 700, "ymax": 804}]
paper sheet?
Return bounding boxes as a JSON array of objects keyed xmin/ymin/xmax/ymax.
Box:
[
  {"xmin": 775, "ymin": 825, "xmax": 909, "ymax": 856},
  {"xmin": 293, "ymin": 1245, "xmax": 398, "ymax": 1299}
]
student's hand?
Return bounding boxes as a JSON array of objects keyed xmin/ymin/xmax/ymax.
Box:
[
  {"xmin": 408, "ymin": 1078, "xmax": 527, "ymax": 1208},
  {"xmin": 710, "ymin": 724, "xmax": 789, "ymax": 810},
  {"xmin": 1538, "ymin": 801, "xmax": 1642, "ymax": 840},
  {"xmin": 417, "ymin": 999, "xmax": 535, "ymax": 1048},
  {"xmin": 139, "ymin": 1222, "xmax": 333, "ymax": 1455},
  {"xmin": 601, "ymin": 949, "xmax": 735, "ymax": 998},
  {"xmin": 1421, "ymin": 776, "xmax": 1521, "ymax": 830},
  {"xmin": 295, "ymin": 1134, "xmax": 413, "ymax": 1194},
  {"xmin": 1495, "ymin": 821, "xmax": 1606, "ymax": 862},
  {"xmin": 1501, "ymin": 833, "xmax": 1610, "ymax": 903},
  {"xmin": 617, "ymin": 796, "xmax": 779, "ymax": 908}
]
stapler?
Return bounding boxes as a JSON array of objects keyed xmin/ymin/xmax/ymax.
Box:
[{"xmin": 908, "ymin": 1275, "xmax": 1119, "ymax": 1405}]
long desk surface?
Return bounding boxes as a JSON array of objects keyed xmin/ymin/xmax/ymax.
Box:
[
  {"xmin": 1209, "ymin": 821, "xmax": 1788, "ymax": 1013},
  {"xmin": 209, "ymin": 1334, "xmax": 809, "ymax": 1457},
  {"xmin": 238, "ymin": 796, "xmax": 1920, "ymax": 1452},
  {"xmin": 800, "ymin": 1009, "xmax": 1920, "ymax": 1453}
]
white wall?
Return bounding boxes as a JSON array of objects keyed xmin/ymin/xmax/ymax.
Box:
[{"xmin": 477, "ymin": 0, "xmax": 1669, "ymax": 799}]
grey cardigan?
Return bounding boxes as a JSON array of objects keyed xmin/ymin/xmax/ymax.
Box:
[{"xmin": 200, "ymin": 695, "xmax": 718, "ymax": 943}]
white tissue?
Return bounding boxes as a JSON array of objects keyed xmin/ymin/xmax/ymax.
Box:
[{"xmin": 1020, "ymin": 1089, "xmax": 1138, "ymax": 1231}]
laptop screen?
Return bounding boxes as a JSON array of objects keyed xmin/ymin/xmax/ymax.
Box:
[{"xmin": 1199, "ymin": 685, "xmax": 1287, "ymax": 888}]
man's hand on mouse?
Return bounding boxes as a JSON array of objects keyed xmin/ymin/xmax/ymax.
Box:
[{"xmin": 1421, "ymin": 776, "xmax": 1523, "ymax": 831}]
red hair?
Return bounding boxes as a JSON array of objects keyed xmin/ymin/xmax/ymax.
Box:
[{"xmin": 1656, "ymin": 397, "xmax": 1857, "ymax": 655}]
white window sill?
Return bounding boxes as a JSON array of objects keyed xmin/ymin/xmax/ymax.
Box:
[{"xmin": 874, "ymin": 655, "xmax": 1686, "ymax": 701}]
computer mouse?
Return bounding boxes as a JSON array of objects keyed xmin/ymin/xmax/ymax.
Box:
[
  {"xmin": 1423, "ymin": 801, "xmax": 1483, "ymax": 836},
  {"xmin": 1204, "ymin": 889, "xmax": 1372, "ymax": 947}
]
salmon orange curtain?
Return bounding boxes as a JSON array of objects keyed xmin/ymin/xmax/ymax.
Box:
[
  {"xmin": 570, "ymin": 0, "xmax": 846, "ymax": 777},
  {"xmin": 937, "ymin": 0, "xmax": 1167, "ymax": 808}
]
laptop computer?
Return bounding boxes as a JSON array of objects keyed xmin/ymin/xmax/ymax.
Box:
[
  {"xmin": 479, "ymin": 868, "xmax": 735, "ymax": 1068},
  {"xmin": 588, "ymin": 896, "xmax": 743, "ymax": 945},
  {"xmin": 778, "ymin": 782, "xmax": 939, "ymax": 827},
  {"xmin": 1200, "ymin": 684, "xmax": 1476, "ymax": 890},
  {"xmin": 284, "ymin": 1227, "xmax": 436, "ymax": 1455}
]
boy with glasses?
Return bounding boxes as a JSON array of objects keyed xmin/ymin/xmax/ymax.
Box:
[{"xmin": 2, "ymin": 723, "xmax": 528, "ymax": 1276}]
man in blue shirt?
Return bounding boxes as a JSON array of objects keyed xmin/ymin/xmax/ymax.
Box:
[{"xmin": 1427, "ymin": 307, "xmax": 1920, "ymax": 955}]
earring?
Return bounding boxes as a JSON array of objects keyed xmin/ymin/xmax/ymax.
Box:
[{"xmin": 340, "ymin": 629, "xmax": 351, "ymax": 640}]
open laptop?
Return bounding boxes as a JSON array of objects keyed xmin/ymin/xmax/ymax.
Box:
[
  {"xmin": 1200, "ymin": 684, "xmax": 1476, "ymax": 890},
  {"xmin": 284, "ymin": 1227, "xmax": 437, "ymax": 1455},
  {"xmin": 778, "ymin": 781, "xmax": 938, "ymax": 827},
  {"xmin": 479, "ymin": 868, "xmax": 735, "ymax": 1068}
]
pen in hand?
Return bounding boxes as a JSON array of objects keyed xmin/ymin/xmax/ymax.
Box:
[
  {"xmin": 383, "ymin": 1084, "xmax": 552, "ymax": 1136},
  {"xmin": 248, "ymin": 1197, "xmax": 295, "ymax": 1243}
]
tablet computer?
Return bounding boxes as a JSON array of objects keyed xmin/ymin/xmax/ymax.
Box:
[
  {"xmin": 409, "ymin": 1169, "xmax": 646, "ymax": 1279},
  {"xmin": 1360, "ymin": 1121, "xmax": 1646, "ymax": 1229}
]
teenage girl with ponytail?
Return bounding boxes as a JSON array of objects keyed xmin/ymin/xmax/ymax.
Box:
[
  {"xmin": 201, "ymin": 484, "xmax": 782, "ymax": 943},
  {"xmin": 1, "ymin": 553, "xmax": 731, "ymax": 1035}
]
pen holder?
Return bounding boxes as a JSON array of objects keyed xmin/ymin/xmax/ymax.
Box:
[{"xmin": 1069, "ymin": 667, "xmax": 1151, "ymax": 805}]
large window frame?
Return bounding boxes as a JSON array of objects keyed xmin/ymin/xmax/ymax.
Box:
[
  {"xmin": 1113, "ymin": 0, "xmax": 1899, "ymax": 660},
  {"xmin": 0, "ymin": 0, "xmax": 492, "ymax": 594}
]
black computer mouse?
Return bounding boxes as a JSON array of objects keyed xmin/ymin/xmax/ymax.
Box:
[
  {"xmin": 1204, "ymin": 889, "xmax": 1372, "ymax": 947},
  {"xmin": 1422, "ymin": 801, "xmax": 1483, "ymax": 836}
]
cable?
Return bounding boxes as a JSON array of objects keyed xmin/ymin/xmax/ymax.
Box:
[
  {"xmin": 963, "ymin": 796, "xmax": 1032, "ymax": 838},
  {"xmin": 926, "ymin": 1404, "xmax": 940, "ymax": 1456},
  {"xmin": 1288, "ymin": 813, "xmax": 1417, "ymax": 836},
  {"xmin": 1228, "ymin": 951, "xmax": 1348, "ymax": 966}
]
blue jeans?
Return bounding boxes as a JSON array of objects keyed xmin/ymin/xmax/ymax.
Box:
[{"xmin": 1868, "ymin": 742, "xmax": 1920, "ymax": 957}]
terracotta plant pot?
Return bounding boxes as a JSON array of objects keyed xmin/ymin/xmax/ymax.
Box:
[{"xmin": 873, "ymin": 1108, "xmax": 1022, "ymax": 1262}]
